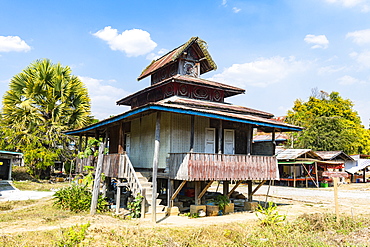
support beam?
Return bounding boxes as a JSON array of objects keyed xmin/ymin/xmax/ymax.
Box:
[
  {"xmin": 251, "ymin": 180, "xmax": 266, "ymax": 196},
  {"xmin": 90, "ymin": 143, "xmax": 104, "ymax": 215},
  {"xmin": 118, "ymin": 122, "xmax": 124, "ymax": 154},
  {"xmin": 198, "ymin": 181, "xmax": 213, "ymax": 200},
  {"xmin": 272, "ymin": 128, "xmax": 276, "ymax": 155},
  {"xmin": 194, "ymin": 181, "xmax": 201, "ymax": 205},
  {"xmin": 115, "ymin": 178, "xmax": 122, "ymax": 214},
  {"xmin": 190, "ymin": 115, "xmax": 195, "ymax": 152},
  {"xmin": 247, "ymin": 180, "xmax": 253, "ymax": 202},
  {"xmin": 315, "ymin": 162, "xmax": 319, "ymax": 188},
  {"xmin": 223, "ymin": 181, "xmax": 229, "ymax": 196},
  {"xmin": 227, "ymin": 180, "xmax": 243, "ymax": 197},
  {"xmin": 167, "ymin": 179, "xmax": 174, "ymax": 207},
  {"xmin": 171, "ymin": 180, "xmax": 187, "ymax": 201},
  {"xmin": 246, "ymin": 126, "xmax": 252, "ymax": 155},
  {"xmin": 152, "ymin": 112, "xmax": 161, "ymax": 223},
  {"xmin": 218, "ymin": 120, "xmax": 223, "ymax": 154}
]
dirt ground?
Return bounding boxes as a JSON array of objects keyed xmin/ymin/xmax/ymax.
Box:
[{"xmin": 0, "ymin": 182, "xmax": 369, "ymax": 234}]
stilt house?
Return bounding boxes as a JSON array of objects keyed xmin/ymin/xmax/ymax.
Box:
[{"xmin": 66, "ymin": 37, "xmax": 302, "ymax": 217}]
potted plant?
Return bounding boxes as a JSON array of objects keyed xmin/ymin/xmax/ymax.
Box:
[{"xmin": 207, "ymin": 195, "xmax": 233, "ymax": 215}]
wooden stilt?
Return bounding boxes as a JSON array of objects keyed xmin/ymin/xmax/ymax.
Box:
[
  {"xmin": 247, "ymin": 180, "xmax": 253, "ymax": 202},
  {"xmin": 152, "ymin": 112, "xmax": 161, "ymax": 223}
]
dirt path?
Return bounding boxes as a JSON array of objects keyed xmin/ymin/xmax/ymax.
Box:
[{"xmin": 0, "ymin": 183, "xmax": 369, "ymax": 234}]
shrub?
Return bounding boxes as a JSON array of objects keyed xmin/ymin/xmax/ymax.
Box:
[
  {"xmin": 127, "ymin": 193, "xmax": 144, "ymax": 218},
  {"xmin": 53, "ymin": 184, "xmax": 108, "ymax": 213},
  {"xmin": 256, "ymin": 202, "xmax": 286, "ymax": 226},
  {"xmin": 55, "ymin": 222, "xmax": 90, "ymax": 247},
  {"xmin": 11, "ymin": 166, "xmax": 34, "ymax": 181}
]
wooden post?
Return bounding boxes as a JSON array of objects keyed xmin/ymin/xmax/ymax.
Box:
[
  {"xmin": 118, "ymin": 122, "xmax": 124, "ymax": 154},
  {"xmin": 167, "ymin": 179, "xmax": 173, "ymax": 207},
  {"xmin": 152, "ymin": 112, "xmax": 161, "ymax": 223},
  {"xmin": 293, "ymin": 164, "xmax": 296, "ymax": 188},
  {"xmin": 223, "ymin": 181, "xmax": 229, "ymax": 196},
  {"xmin": 90, "ymin": 143, "xmax": 105, "ymax": 215},
  {"xmin": 271, "ymin": 128, "xmax": 276, "ymax": 155},
  {"xmin": 115, "ymin": 178, "xmax": 122, "ymax": 214},
  {"xmin": 218, "ymin": 120, "xmax": 222, "ymax": 154},
  {"xmin": 190, "ymin": 115, "xmax": 194, "ymax": 152},
  {"xmin": 141, "ymin": 188, "xmax": 146, "ymax": 219},
  {"xmin": 246, "ymin": 125, "xmax": 252, "ymax": 155},
  {"xmin": 78, "ymin": 134, "xmax": 82, "ymax": 152},
  {"xmin": 247, "ymin": 180, "xmax": 253, "ymax": 202},
  {"xmin": 315, "ymin": 162, "xmax": 319, "ymax": 188},
  {"xmin": 363, "ymin": 169, "xmax": 366, "ymax": 183},
  {"xmin": 333, "ymin": 177, "xmax": 339, "ymax": 220},
  {"xmin": 195, "ymin": 181, "xmax": 201, "ymax": 205}
]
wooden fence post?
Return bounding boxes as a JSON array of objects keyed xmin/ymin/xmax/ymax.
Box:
[{"xmin": 90, "ymin": 143, "xmax": 105, "ymax": 215}]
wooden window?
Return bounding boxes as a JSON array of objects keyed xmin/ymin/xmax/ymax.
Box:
[
  {"xmin": 224, "ymin": 129, "xmax": 235, "ymax": 155},
  {"xmin": 205, "ymin": 128, "xmax": 216, "ymax": 153}
]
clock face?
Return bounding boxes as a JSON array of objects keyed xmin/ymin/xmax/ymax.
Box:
[{"xmin": 184, "ymin": 61, "xmax": 197, "ymax": 77}]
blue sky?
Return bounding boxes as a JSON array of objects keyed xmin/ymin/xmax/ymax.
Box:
[{"xmin": 1, "ymin": 0, "xmax": 370, "ymax": 127}]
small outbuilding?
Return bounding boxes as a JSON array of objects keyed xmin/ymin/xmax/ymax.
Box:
[{"xmin": 0, "ymin": 150, "xmax": 23, "ymax": 180}]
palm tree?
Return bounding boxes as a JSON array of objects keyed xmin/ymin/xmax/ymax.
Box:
[{"xmin": 1, "ymin": 59, "xmax": 92, "ymax": 177}]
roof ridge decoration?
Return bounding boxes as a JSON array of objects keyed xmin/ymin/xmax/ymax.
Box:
[{"xmin": 137, "ymin": 37, "xmax": 217, "ymax": 81}]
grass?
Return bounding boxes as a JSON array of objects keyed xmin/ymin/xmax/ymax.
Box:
[
  {"xmin": 0, "ymin": 197, "xmax": 368, "ymax": 247},
  {"xmin": 2, "ymin": 178, "xmax": 370, "ymax": 246},
  {"xmin": 12, "ymin": 180, "xmax": 70, "ymax": 191}
]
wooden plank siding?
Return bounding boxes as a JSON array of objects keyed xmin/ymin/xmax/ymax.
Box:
[{"xmin": 168, "ymin": 153, "xmax": 279, "ymax": 181}]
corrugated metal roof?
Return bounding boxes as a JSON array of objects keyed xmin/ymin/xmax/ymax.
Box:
[
  {"xmin": 347, "ymin": 159, "xmax": 370, "ymax": 174},
  {"xmin": 165, "ymin": 96, "xmax": 272, "ymax": 118},
  {"xmin": 253, "ymin": 133, "xmax": 288, "ymax": 142},
  {"xmin": 315, "ymin": 151, "xmax": 354, "ymax": 161},
  {"xmin": 276, "ymin": 149, "xmax": 317, "ymax": 160},
  {"xmin": 117, "ymin": 74, "xmax": 245, "ymax": 105},
  {"xmin": 138, "ymin": 37, "xmax": 217, "ymax": 81},
  {"xmin": 65, "ymin": 96, "xmax": 303, "ymax": 136}
]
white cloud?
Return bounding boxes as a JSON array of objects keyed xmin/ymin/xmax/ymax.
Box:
[
  {"xmin": 146, "ymin": 48, "xmax": 169, "ymax": 60},
  {"xmin": 349, "ymin": 50, "xmax": 370, "ymax": 68},
  {"xmin": 346, "ymin": 29, "xmax": 370, "ymax": 44},
  {"xmin": 93, "ymin": 27, "xmax": 157, "ymax": 57},
  {"xmin": 338, "ymin": 75, "xmax": 366, "ymax": 85},
  {"xmin": 304, "ymin": 34, "xmax": 329, "ymax": 49},
  {"xmin": 209, "ymin": 56, "xmax": 307, "ymax": 88},
  {"xmin": 222, "ymin": 0, "xmax": 227, "ymax": 6},
  {"xmin": 325, "ymin": 0, "xmax": 370, "ymax": 12},
  {"xmin": 78, "ymin": 76, "xmax": 130, "ymax": 120},
  {"xmin": 318, "ymin": 65, "xmax": 346, "ymax": 75},
  {"xmin": 0, "ymin": 36, "xmax": 31, "ymax": 52},
  {"xmin": 232, "ymin": 7, "xmax": 241, "ymax": 13}
]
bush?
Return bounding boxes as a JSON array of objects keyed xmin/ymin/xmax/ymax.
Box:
[
  {"xmin": 11, "ymin": 166, "xmax": 34, "ymax": 181},
  {"xmin": 53, "ymin": 184, "xmax": 108, "ymax": 213}
]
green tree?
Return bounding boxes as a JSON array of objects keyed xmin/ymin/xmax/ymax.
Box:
[
  {"xmin": 286, "ymin": 90, "xmax": 369, "ymax": 155},
  {"xmin": 0, "ymin": 59, "xmax": 92, "ymax": 177}
]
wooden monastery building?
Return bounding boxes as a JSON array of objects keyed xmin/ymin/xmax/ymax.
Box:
[{"xmin": 66, "ymin": 37, "xmax": 303, "ymax": 219}]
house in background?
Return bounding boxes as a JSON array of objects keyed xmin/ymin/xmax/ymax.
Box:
[
  {"xmin": 277, "ymin": 149, "xmax": 354, "ymax": 187},
  {"xmin": 346, "ymin": 154, "xmax": 370, "ymax": 183},
  {"xmin": 0, "ymin": 150, "xmax": 23, "ymax": 180},
  {"xmin": 66, "ymin": 37, "xmax": 302, "ymax": 218}
]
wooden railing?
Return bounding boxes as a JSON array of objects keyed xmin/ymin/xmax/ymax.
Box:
[
  {"xmin": 168, "ymin": 153, "xmax": 279, "ymax": 181},
  {"xmin": 75, "ymin": 154, "xmax": 142, "ymax": 197}
]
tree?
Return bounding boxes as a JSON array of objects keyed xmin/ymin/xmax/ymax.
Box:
[
  {"xmin": 286, "ymin": 90, "xmax": 369, "ymax": 155},
  {"xmin": 0, "ymin": 59, "xmax": 92, "ymax": 177}
]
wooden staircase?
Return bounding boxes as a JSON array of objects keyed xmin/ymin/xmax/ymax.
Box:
[{"xmin": 135, "ymin": 171, "xmax": 167, "ymax": 218}]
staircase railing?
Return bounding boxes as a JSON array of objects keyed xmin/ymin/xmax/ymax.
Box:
[{"xmin": 123, "ymin": 154, "xmax": 142, "ymax": 198}]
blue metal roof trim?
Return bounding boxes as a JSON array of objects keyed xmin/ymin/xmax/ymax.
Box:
[
  {"xmin": 65, "ymin": 105, "xmax": 302, "ymax": 135},
  {"xmin": 0, "ymin": 150, "xmax": 23, "ymax": 155}
]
